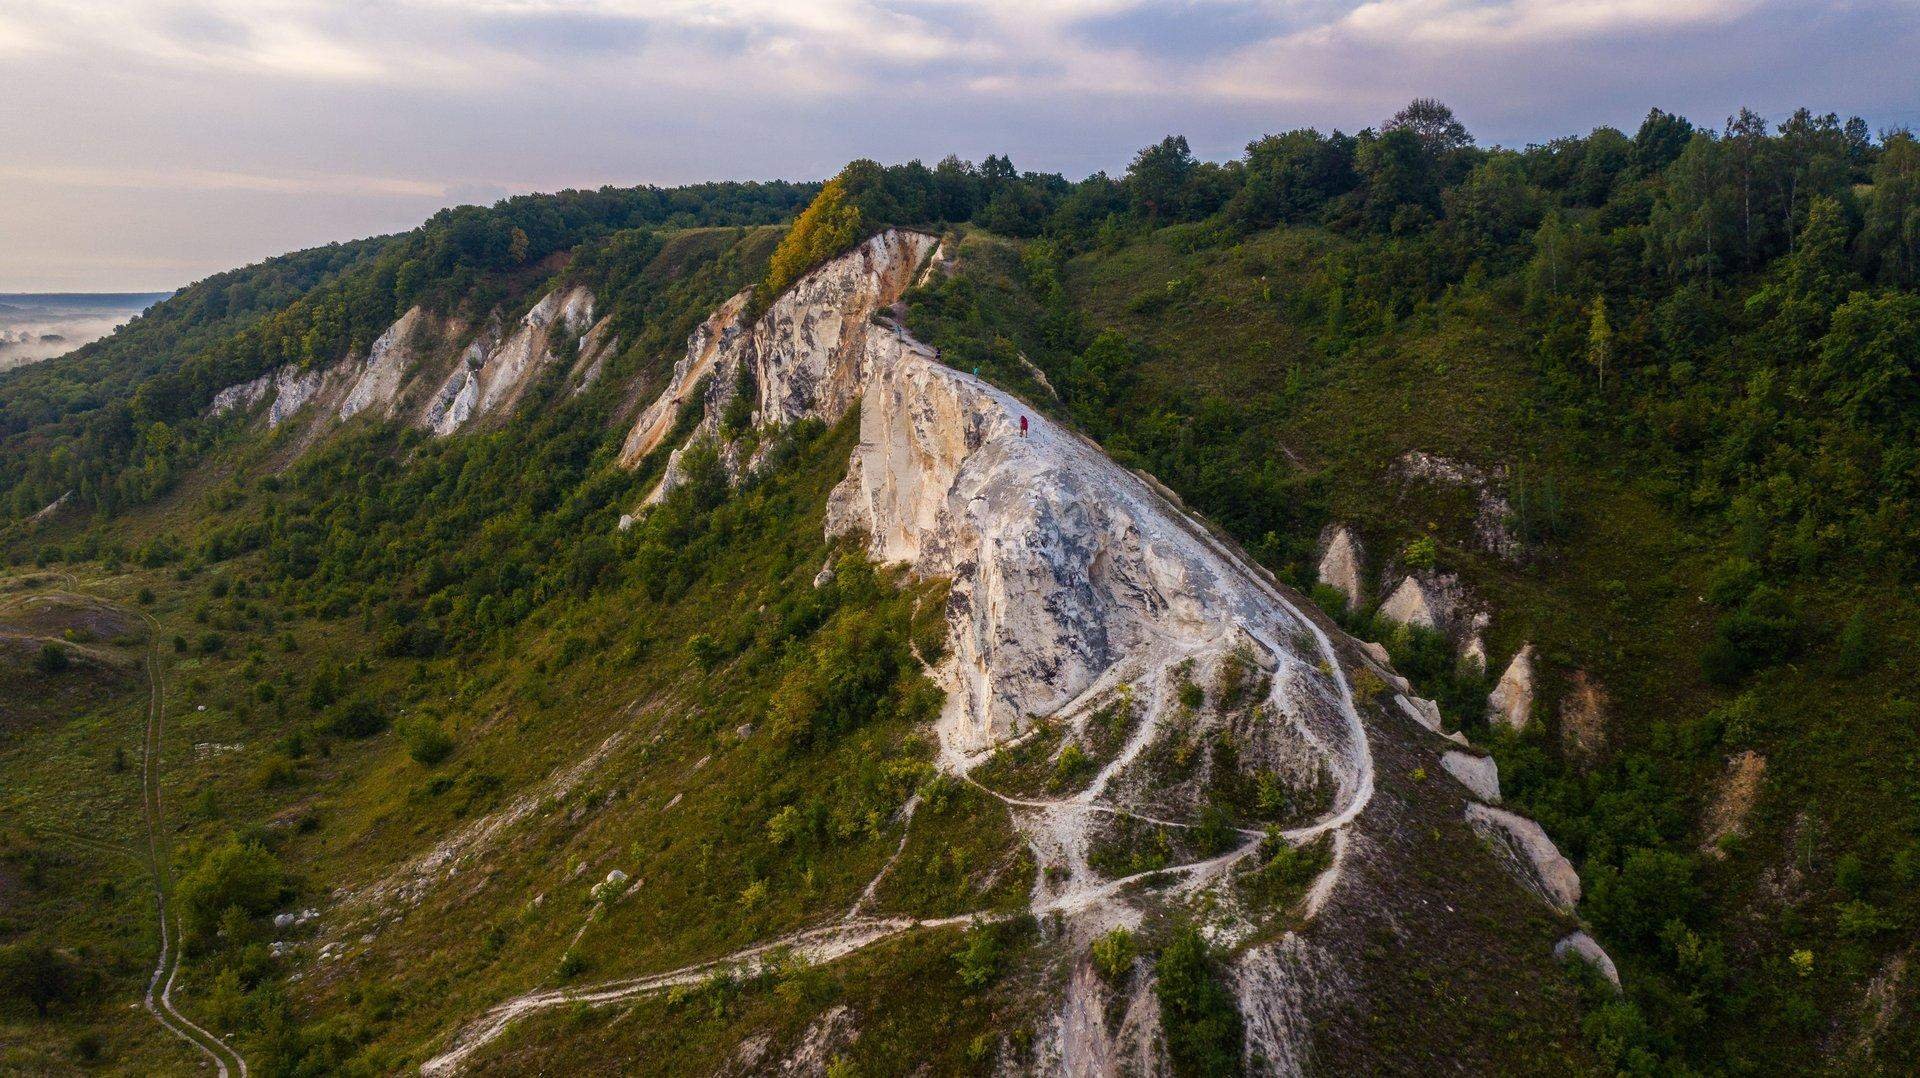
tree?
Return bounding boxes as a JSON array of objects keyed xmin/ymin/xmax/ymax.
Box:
[
  {"xmin": 1632, "ymin": 108, "xmax": 1695, "ymax": 175},
  {"xmin": 1155, "ymin": 926, "xmax": 1242, "ymax": 1076},
  {"xmin": 1384, "ymin": 98, "xmax": 1473, "ymax": 156},
  {"xmin": 176, "ymin": 839, "xmax": 288, "ymax": 944},
  {"xmin": 1126, "ymin": 136, "xmax": 1198, "ymax": 220},
  {"xmin": 1587, "ymin": 295, "xmax": 1613, "ymax": 386},
  {"xmin": 1860, "ymin": 132, "xmax": 1920, "ymax": 286}
]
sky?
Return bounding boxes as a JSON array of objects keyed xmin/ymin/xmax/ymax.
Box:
[{"xmin": 2, "ymin": 0, "xmax": 1916, "ymax": 291}]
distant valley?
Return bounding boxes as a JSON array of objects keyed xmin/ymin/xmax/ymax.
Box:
[{"xmin": 0, "ymin": 293, "xmax": 171, "ymax": 370}]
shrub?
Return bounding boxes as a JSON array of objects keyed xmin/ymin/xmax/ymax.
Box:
[
  {"xmin": 1091, "ymin": 927, "xmax": 1137, "ymax": 981},
  {"xmin": 33, "ymin": 643, "xmax": 69, "ymax": 675},
  {"xmin": 401, "ymin": 718, "xmax": 454, "ymax": 765},
  {"xmin": 327, "ymin": 694, "xmax": 388, "ymax": 738},
  {"xmin": 175, "ymin": 839, "xmax": 287, "ymax": 944},
  {"xmin": 952, "ymin": 921, "xmax": 1005, "ymax": 990},
  {"xmin": 0, "ymin": 942, "xmax": 82, "ymax": 1016}
]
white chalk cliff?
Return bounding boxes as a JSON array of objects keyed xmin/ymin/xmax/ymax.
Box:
[{"xmin": 612, "ymin": 228, "xmax": 1608, "ymax": 1072}]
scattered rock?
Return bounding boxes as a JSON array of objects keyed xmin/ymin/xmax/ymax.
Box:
[
  {"xmin": 1316, "ymin": 526, "xmax": 1364, "ymax": 608},
  {"xmin": 1554, "ymin": 931, "xmax": 1621, "ymax": 989},
  {"xmin": 1441, "ymin": 750, "xmax": 1500, "ymax": 803},
  {"xmin": 1488, "ymin": 644, "xmax": 1535, "ymax": 730},
  {"xmin": 813, "ymin": 558, "xmax": 836, "ymax": 589},
  {"xmin": 1466, "ymin": 803, "xmax": 1581, "ymax": 911},
  {"xmin": 1460, "ymin": 611, "xmax": 1490, "ymax": 673}
]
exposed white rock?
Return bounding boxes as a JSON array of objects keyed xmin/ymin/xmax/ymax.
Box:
[
  {"xmin": 1395, "ymin": 694, "xmax": 1444, "ymax": 734},
  {"xmin": 475, "ymin": 287, "xmax": 593, "ymax": 418},
  {"xmin": 619, "ymin": 292, "xmax": 752, "ymax": 467},
  {"xmin": 1441, "ymin": 750, "xmax": 1500, "ymax": 803},
  {"xmin": 340, "ymin": 307, "xmax": 425, "ymax": 421},
  {"xmin": 1378, "ymin": 575, "xmax": 1442, "ymax": 630},
  {"xmin": 1316, "ymin": 526, "xmax": 1365, "ymax": 608},
  {"xmin": 1554, "ymin": 931, "xmax": 1621, "ymax": 988},
  {"xmin": 210, "ymin": 371, "xmax": 273, "ymax": 415},
  {"xmin": 1467, "ymin": 803, "xmax": 1581, "ymax": 911},
  {"xmin": 266, "ymin": 366, "xmax": 329, "ymax": 427},
  {"xmin": 570, "ymin": 315, "xmax": 618, "ymax": 392},
  {"xmin": 424, "ymin": 287, "xmax": 593, "ymax": 436},
  {"xmin": 1489, "ymin": 644, "xmax": 1536, "ymax": 730},
  {"xmin": 1461, "ymin": 610, "xmax": 1490, "ymax": 672},
  {"xmin": 209, "ymin": 363, "xmax": 330, "ymax": 428},
  {"xmin": 28, "ymin": 490, "xmax": 72, "ymax": 524}
]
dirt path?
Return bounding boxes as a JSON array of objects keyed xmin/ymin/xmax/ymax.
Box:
[
  {"xmin": 133, "ymin": 616, "xmax": 251, "ymax": 1077},
  {"xmin": 19, "ymin": 578, "xmax": 250, "ymax": 1077},
  {"xmin": 419, "ymin": 912, "xmax": 989, "ymax": 1076}
]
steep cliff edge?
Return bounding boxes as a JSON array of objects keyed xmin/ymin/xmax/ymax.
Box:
[{"xmin": 568, "ymin": 229, "xmax": 1604, "ymax": 1072}]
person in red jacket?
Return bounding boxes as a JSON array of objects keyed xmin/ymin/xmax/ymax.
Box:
[{"xmin": 1019, "ymin": 415, "xmax": 1028, "ymax": 437}]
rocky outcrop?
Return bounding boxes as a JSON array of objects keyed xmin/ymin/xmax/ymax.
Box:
[
  {"xmin": 602, "ymin": 229, "xmax": 1596, "ymax": 1074},
  {"xmin": 1378, "ymin": 573, "xmax": 1456, "ymax": 632},
  {"xmin": 340, "ymin": 306, "xmax": 428, "ymax": 421},
  {"xmin": 1467, "ymin": 803, "xmax": 1581, "ymax": 912},
  {"xmin": 1489, "ymin": 644, "xmax": 1536, "ymax": 730},
  {"xmin": 424, "ymin": 286, "xmax": 594, "ymax": 437},
  {"xmin": 618, "ymin": 291, "xmax": 752, "ymax": 468},
  {"xmin": 1316, "ymin": 526, "xmax": 1364, "ymax": 608},
  {"xmin": 1441, "ymin": 749, "xmax": 1501, "ymax": 803},
  {"xmin": 209, "ymin": 363, "xmax": 332, "ymax": 428}
]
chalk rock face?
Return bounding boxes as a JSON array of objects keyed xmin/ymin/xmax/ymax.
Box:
[
  {"xmin": 209, "ymin": 363, "xmax": 332, "ymax": 428},
  {"xmin": 340, "ymin": 306, "xmax": 427, "ymax": 421},
  {"xmin": 618, "ymin": 292, "xmax": 753, "ymax": 467},
  {"xmin": 632, "ymin": 230, "xmax": 938, "ymax": 505},
  {"xmin": 1467, "ymin": 803, "xmax": 1581, "ymax": 911},
  {"xmin": 829, "ymin": 349, "xmax": 1361, "ymax": 761},
  {"xmin": 1441, "ymin": 749, "xmax": 1500, "ymax": 803},
  {"xmin": 1317, "ymin": 526, "xmax": 1365, "ymax": 608},
  {"xmin": 425, "ymin": 286, "xmax": 594, "ymax": 436},
  {"xmin": 1489, "ymin": 644, "xmax": 1536, "ymax": 730}
]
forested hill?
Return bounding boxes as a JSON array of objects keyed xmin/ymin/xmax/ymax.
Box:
[{"xmin": 3, "ymin": 101, "xmax": 1918, "ymax": 1075}]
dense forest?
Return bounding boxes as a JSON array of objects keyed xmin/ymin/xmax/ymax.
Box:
[{"xmin": 4, "ymin": 100, "xmax": 1919, "ymax": 1075}]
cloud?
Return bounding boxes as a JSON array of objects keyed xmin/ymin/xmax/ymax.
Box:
[
  {"xmin": 0, "ymin": 164, "xmax": 448, "ymax": 198},
  {"xmin": 2, "ymin": 0, "xmax": 1916, "ymax": 288}
]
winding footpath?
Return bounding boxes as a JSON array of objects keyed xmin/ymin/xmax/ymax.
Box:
[
  {"xmin": 22, "ymin": 577, "xmax": 249, "ymax": 1076},
  {"xmin": 136, "ymin": 620, "xmax": 250, "ymax": 1077}
]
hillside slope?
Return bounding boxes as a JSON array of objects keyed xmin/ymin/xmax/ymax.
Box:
[{"xmin": 6, "ymin": 110, "xmax": 1920, "ymax": 1074}]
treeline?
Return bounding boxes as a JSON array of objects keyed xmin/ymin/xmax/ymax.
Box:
[{"xmin": 800, "ymin": 102, "xmax": 1920, "ymax": 582}]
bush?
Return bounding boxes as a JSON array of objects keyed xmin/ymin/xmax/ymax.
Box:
[
  {"xmin": 327, "ymin": 694, "xmax": 388, "ymax": 739},
  {"xmin": 401, "ymin": 718, "xmax": 454, "ymax": 765},
  {"xmin": 0, "ymin": 942, "xmax": 82, "ymax": 1016},
  {"xmin": 952, "ymin": 920, "xmax": 1005, "ymax": 990},
  {"xmin": 174, "ymin": 839, "xmax": 287, "ymax": 945},
  {"xmin": 33, "ymin": 642, "xmax": 69, "ymax": 675}
]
